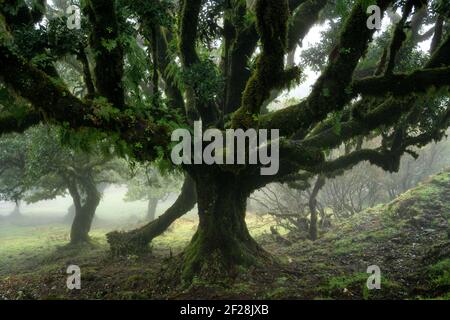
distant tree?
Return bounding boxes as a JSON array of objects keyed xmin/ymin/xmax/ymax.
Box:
[
  {"xmin": 0, "ymin": 125, "xmax": 123, "ymax": 244},
  {"xmin": 320, "ymin": 135, "xmax": 450, "ymax": 218},
  {"xmin": 254, "ymin": 136, "xmax": 450, "ymax": 238},
  {"xmin": 124, "ymin": 165, "xmax": 182, "ymax": 221},
  {"xmin": 252, "ymin": 175, "xmax": 329, "ymax": 241},
  {"xmin": 381, "ymin": 137, "xmax": 450, "ymax": 199},
  {"xmin": 0, "ymin": 131, "xmax": 29, "ymax": 218}
]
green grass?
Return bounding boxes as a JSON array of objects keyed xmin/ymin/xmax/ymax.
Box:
[
  {"xmin": 333, "ymin": 237, "xmax": 367, "ymax": 255},
  {"xmin": 150, "ymin": 214, "xmax": 279, "ymax": 249},
  {"xmin": 1, "ymin": 172, "xmax": 449, "ymax": 301},
  {"xmin": 0, "ymin": 223, "xmax": 109, "ymax": 276},
  {"xmin": 322, "ymin": 273, "xmax": 401, "ymax": 300},
  {"xmin": 0, "ymin": 213, "xmax": 278, "ymax": 277},
  {"xmin": 428, "ymin": 258, "xmax": 450, "ymax": 288}
]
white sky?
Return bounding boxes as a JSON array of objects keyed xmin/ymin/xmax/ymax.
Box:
[{"xmin": 272, "ymin": 12, "xmax": 433, "ymax": 110}]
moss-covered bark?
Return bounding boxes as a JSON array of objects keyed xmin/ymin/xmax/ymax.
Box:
[
  {"xmin": 259, "ymin": 0, "xmax": 393, "ymax": 135},
  {"xmin": 83, "ymin": 0, "xmax": 124, "ymax": 108},
  {"xmin": 68, "ymin": 176, "xmax": 101, "ymax": 244},
  {"xmin": 353, "ymin": 67, "xmax": 450, "ymax": 97},
  {"xmin": 180, "ymin": 169, "xmax": 270, "ymax": 282},
  {"xmin": 0, "ymin": 40, "xmax": 171, "ymax": 162},
  {"xmin": 178, "ymin": 0, "xmax": 201, "ymax": 67},
  {"xmin": 232, "ymin": 0, "xmax": 300, "ymax": 129},
  {"xmin": 70, "ymin": 204, "xmax": 97, "ymax": 244},
  {"xmin": 287, "ymin": 0, "xmax": 327, "ymax": 51},
  {"xmin": 223, "ymin": 1, "xmax": 259, "ymax": 115}
]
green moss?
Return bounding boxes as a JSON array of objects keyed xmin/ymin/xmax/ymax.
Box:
[
  {"xmin": 232, "ymin": 0, "xmax": 300, "ymax": 128},
  {"xmin": 428, "ymin": 259, "xmax": 450, "ymax": 288},
  {"xmin": 383, "ymin": 172, "xmax": 450, "ymax": 222},
  {"xmin": 178, "ymin": 0, "xmax": 202, "ymax": 67},
  {"xmin": 0, "ymin": 223, "xmax": 108, "ymax": 276},
  {"xmin": 126, "ymin": 274, "xmax": 147, "ymax": 286},
  {"xmin": 327, "ymin": 273, "xmax": 368, "ymax": 289},
  {"xmin": 334, "ymin": 237, "xmax": 367, "ymax": 255},
  {"xmin": 116, "ymin": 291, "xmax": 150, "ymax": 300},
  {"xmin": 265, "ymin": 286, "xmax": 290, "ymax": 299},
  {"xmin": 180, "ymin": 229, "xmax": 262, "ymax": 284},
  {"xmin": 431, "ymin": 172, "xmax": 450, "ymax": 184},
  {"xmin": 323, "ymin": 273, "xmax": 401, "ymax": 299},
  {"xmin": 367, "ymin": 227, "xmax": 399, "ymax": 240}
]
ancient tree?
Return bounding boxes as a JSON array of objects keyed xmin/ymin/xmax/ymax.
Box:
[{"xmin": 1, "ymin": 0, "xmax": 449, "ymax": 280}]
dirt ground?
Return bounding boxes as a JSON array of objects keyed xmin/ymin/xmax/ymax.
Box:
[{"xmin": 0, "ymin": 173, "xmax": 449, "ymax": 300}]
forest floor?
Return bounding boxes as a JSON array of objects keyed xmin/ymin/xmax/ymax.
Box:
[{"xmin": 0, "ymin": 172, "xmax": 449, "ymax": 300}]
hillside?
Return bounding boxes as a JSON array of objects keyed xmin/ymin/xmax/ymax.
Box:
[
  {"xmin": 270, "ymin": 169, "xmax": 450, "ymax": 299},
  {"xmin": 0, "ymin": 171, "xmax": 449, "ymax": 300}
]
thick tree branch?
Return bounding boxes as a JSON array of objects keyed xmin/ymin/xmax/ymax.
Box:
[
  {"xmin": 384, "ymin": 0, "xmax": 413, "ymax": 75},
  {"xmin": 232, "ymin": 0, "xmax": 300, "ymax": 128},
  {"xmin": 257, "ymin": 0, "xmax": 329, "ymax": 113},
  {"xmin": 0, "ymin": 111, "xmax": 41, "ymax": 135},
  {"xmin": 261, "ymin": 27, "xmax": 450, "ymax": 137},
  {"xmin": 178, "ymin": 0, "xmax": 219, "ymax": 124},
  {"xmin": 316, "ymin": 148, "xmax": 403, "ymax": 173},
  {"xmin": 270, "ymin": 96, "xmax": 449, "ymax": 185},
  {"xmin": 155, "ymin": 27, "xmax": 185, "ymax": 115},
  {"xmin": 0, "ymin": 43, "xmax": 170, "ymax": 161},
  {"xmin": 223, "ymin": 2, "xmax": 259, "ymax": 115},
  {"xmin": 302, "ymin": 98, "xmax": 412, "ymax": 151},
  {"xmin": 352, "ymin": 67, "xmax": 450, "ymax": 97},
  {"xmin": 287, "ymin": 0, "xmax": 328, "ymax": 51},
  {"xmin": 83, "ymin": 0, "xmax": 125, "ymax": 108},
  {"xmin": 430, "ymin": 15, "xmax": 444, "ymax": 54},
  {"xmin": 222, "ymin": 0, "xmax": 314, "ymax": 116},
  {"xmin": 260, "ymin": 0, "xmax": 392, "ymax": 135},
  {"xmin": 178, "ymin": 0, "xmax": 201, "ymax": 67},
  {"xmin": 426, "ymin": 34, "xmax": 450, "ymax": 68},
  {"xmin": 76, "ymin": 49, "xmax": 95, "ymax": 98}
]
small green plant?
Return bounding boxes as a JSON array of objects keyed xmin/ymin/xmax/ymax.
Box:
[{"xmin": 428, "ymin": 259, "xmax": 450, "ymax": 288}]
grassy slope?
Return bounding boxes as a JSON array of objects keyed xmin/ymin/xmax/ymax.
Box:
[
  {"xmin": 0, "ymin": 172, "xmax": 449, "ymax": 300},
  {"xmin": 269, "ymin": 170, "xmax": 450, "ymax": 299}
]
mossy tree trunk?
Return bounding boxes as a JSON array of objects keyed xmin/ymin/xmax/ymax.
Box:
[
  {"xmin": 68, "ymin": 175, "xmax": 101, "ymax": 244},
  {"xmin": 64, "ymin": 183, "xmax": 107, "ymax": 224},
  {"xmin": 9, "ymin": 200, "xmax": 22, "ymax": 218},
  {"xmin": 181, "ymin": 169, "xmax": 269, "ymax": 282}
]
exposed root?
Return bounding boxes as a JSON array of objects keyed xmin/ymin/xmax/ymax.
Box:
[
  {"xmin": 106, "ymin": 230, "xmax": 151, "ymax": 256},
  {"xmin": 152, "ymin": 236, "xmax": 277, "ymax": 295}
]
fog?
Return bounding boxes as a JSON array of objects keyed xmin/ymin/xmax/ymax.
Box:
[{"xmin": 0, "ymin": 185, "xmax": 195, "ymax": 222}]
